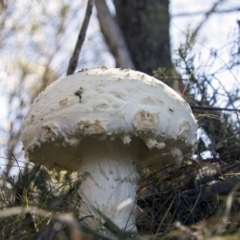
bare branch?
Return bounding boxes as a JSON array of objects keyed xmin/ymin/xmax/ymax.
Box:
[
  {"xmin": 197, "ymin": 162, "xmax": 240, "ymax": 186},
  {"xmin": 95, "ymin": 0, "xmax": 135, "ymax": 69},
  {"xmin": 190, "ymin": 0, "xmax": 225, "ymax": 42},
  {"xmin": 191, "ymin": 105, "xmax": 240, "ymax": 112},
  {"xmin": 184, "ymin": 175, "xmax": 240, "ymax": 203},
  {"xmin": 0, "ymin": 207, "xmax": 82, "ymax": 240},
  {"xmin": 67, "ymin": 0, "xmax": 95, "ymax": 76},
  {"xmin": 179, "ymin": 162, "xmax": 240, "ymax": 193},
  {"xmin": 173, "ymin": 7, "xmax": 240, "ymax": 18}
]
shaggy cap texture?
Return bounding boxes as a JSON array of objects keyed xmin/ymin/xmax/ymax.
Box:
[{"xmin": 21, "ymin": 67, "xmax": 198, "ymax": 171}]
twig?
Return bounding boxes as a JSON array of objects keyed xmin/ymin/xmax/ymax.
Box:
[
  {"xmin": 67, "ymin": 0, "xmax": 95, "ymax": 76},
  {"xmin": 173, "ymin": 7, "xmax": 240, "ymax": 17},
  {"xmin": 0, "ymin": 207, "xmax": 82, "ymax": 240},
  {"xmin": 191, "ymin": 105, "xmax": 240, "ymax": 112},
  {"xmin": 196, "ymin": 162, "xmax": 240, "ymax": 186},
  {"xmin": 175, "ymin": 221, "xmax": 204, "ymax": 240},
  {"xmin": 190, "ymin": 0, "xmax": 225, "ymax": 42},
  {"xmin": 189, "ymin": 175, "xmax": 240, "ymax": 202},
  {"xmin": 95, "ymin": 0, "xmax": 135, "ymax": 69},
  {"xmin": 4, "ymin": 149, "xmax": 23, "ymax": 180},
  {"xmin": 180, "ymin": 162, "xmax": 240, "ymax": 192}
]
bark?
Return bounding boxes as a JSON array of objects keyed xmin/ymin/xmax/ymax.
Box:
[{"xmin": 114, "ymin": 0, "xmax": 172, "ymax": 76}]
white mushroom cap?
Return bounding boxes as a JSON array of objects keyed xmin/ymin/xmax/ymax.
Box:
[{"xmin": 21, "ymin": 67, "xmax": 198, "ymax": 171}]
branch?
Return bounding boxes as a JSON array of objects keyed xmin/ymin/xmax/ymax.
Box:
[
  {"xmin": 138, "ymin": 176, "xmax": 240, "ymax": 224},
  {"xmin": 66, "ymin": 0, "xmax": 95, "ymax": 76},
  {"xmin": 95, "ymin": 0, "xmax": 135, "ymax": 69},
  {"xmin": 190, "ymin": 0, "xmax": 225, "ymax": 42},
  {"xmin": 180, "ymin": 162, "xmax": 240, "ymax": 192},
  {"xmin": 0, "ymin": 207, "xmax": 82, "ymax": 240},
  {"xmin": 183, "ymin": 175, "xmax": 240, "ymax": 204},
  {"xmin": 191, "ymin": 105, "xmax": 240, "ymax": 112},
  {"xmin": 173, "ymin": 7, "xmax": 240, "ymax": 18}
]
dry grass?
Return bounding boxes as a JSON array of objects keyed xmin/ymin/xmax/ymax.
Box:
[{"xmin": 1, "ymin": 158, "xmax": 240, "ymax": 239}]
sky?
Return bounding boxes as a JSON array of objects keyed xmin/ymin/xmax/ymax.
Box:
[
  {"xmin": 170, "ymin": 0, "xmax": 240, "ymax": 89},
  {"xmin": 105, "ymin": 0, "xmax": 240, "ymax": 90},
  {"xmin": 170, "ymin": 0, "xmax": 240, "ymax": 158},
  {"xmin": 0, "ymin": 0, "xmax": 240, "ymax": 172}
]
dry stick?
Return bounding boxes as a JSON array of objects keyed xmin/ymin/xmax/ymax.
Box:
[
  {"xmin": 67, "ymin": 0, "xmax": 95, "ymax": 76},
  {"xmin": 95, "ymin": 0, "xmax": 135, "ymax": 69},
  {"xmin": 191, "ymin": 105, "xmax": 240, "ymax": 112},
  {"xmin": 190, "ymin": 0, "xmax": 225, "ymax": 42},
  {"xmin": 175, "ymin": 222, "xmax": 204, "ymax": 240},
  {"xmin": 187, "ymin": 175, "xmax": 240, "ymax": 202},
  {"xmin": 180, "ymin": 162, "xmax": 240, "ymax": 192},
  {"xmin": 0, "ymin": 207, "xmax": 82, "ymax": 240},
  {"xmin": 173, "ymin": 7, "xmax": 240, "ymax": 17},
  {"xmin": 197, "ymin": 162, "xmax": 240, "ymax": 186}
]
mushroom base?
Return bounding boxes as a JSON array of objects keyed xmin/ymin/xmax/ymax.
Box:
[{"xmin": 78, "ymin": 137, "xmax": 141, "ymax": 232}]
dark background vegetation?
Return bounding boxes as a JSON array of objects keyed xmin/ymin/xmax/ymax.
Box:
[{"xmin": 0, "ymin": 0, "xmax": 240, "ymax": 239}]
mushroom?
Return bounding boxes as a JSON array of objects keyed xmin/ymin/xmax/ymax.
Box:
[{"xmin": 21, "ymin": 67, "xmax": 198, "ymax": 231}]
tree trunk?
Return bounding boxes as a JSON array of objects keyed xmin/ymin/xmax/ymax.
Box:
[{"xmin": 114, "ymin": 0, "xmax": 172, "ymax": 76}]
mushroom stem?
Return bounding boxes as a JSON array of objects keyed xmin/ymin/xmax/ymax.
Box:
[{"xmin": 78, "ymin": 138, "xmax": 140, "ymax": 231}]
